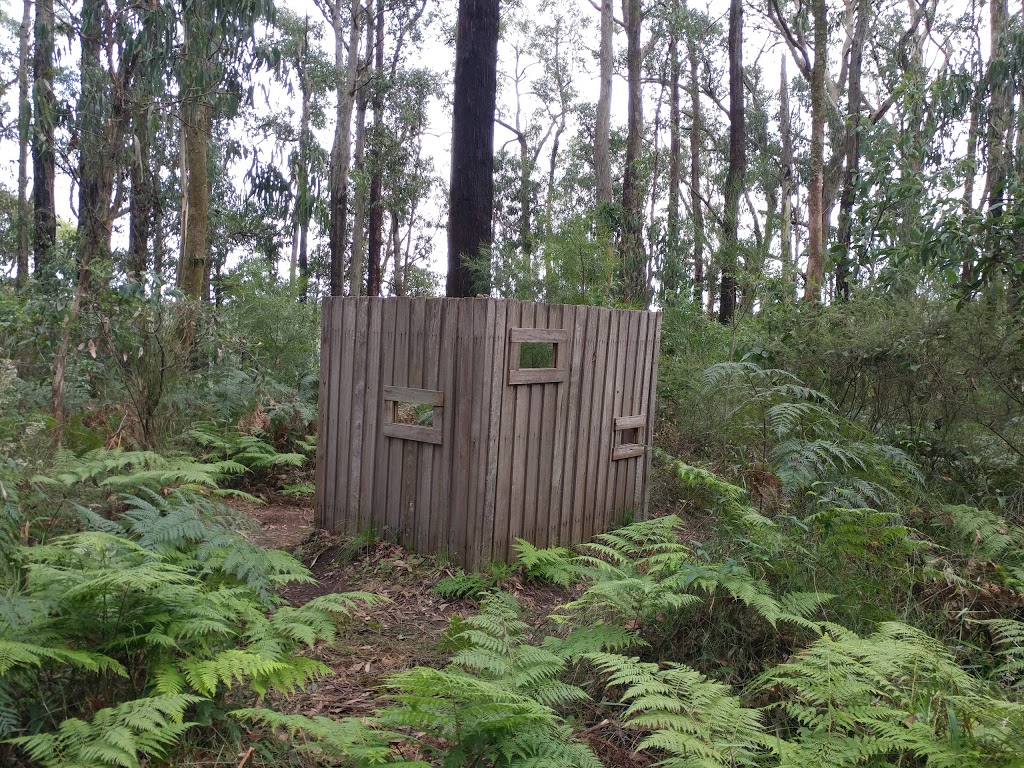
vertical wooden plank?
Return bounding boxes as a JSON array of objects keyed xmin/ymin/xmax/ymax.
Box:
[
  {"xmin": 559, "ymin": 304, "xmax": 587, "ymax": 545},
  {"xmin": 570, "ymin": 306, "xmax": 599, "ymax": 544},
  {"xmin": 314, "ymin": 300, "xmax": 333, "ymax": 528},
  {"xmin": 507, "ymin": 301, "xmax": 534, "ymax": 557},
  {"xmin": 322, "ymin": 299, "xmax": 343, "ymax": 530},
  {"xmin": 449, "ymin": 299, "xmax": 477, "ymax": 566},
  {"xmin": 333, "ymin": 300, "xmax": 357, "ymax": 532},
  {"xmin": 415, "ymin": 299, "xmax": 442, "ymax": 555},
  {"xmin": 614, "ymin": 310, "xmax": 640, "ymax": 516},
  {"xmin": 641, "ymin": 312, "xmax": 662, "ymax": 519},
  {"xmin": 624, "ymin": 310, "xmax": 649, "ymax": 513},
  {"xmin": 430, "ymin": 300, "xmax": 457, "ymax": 555},
  {"xmin": 594, "ymin": 306, "xmax": 620, "ymax": 534},
  {"xmin": 549, "ymin": 304, "xmax": 574, "ymax": 547},
  {"xmin": 581, "ymin": 308, "xmax": 612, "ymax": 541},
  {"xmin": 400, "ymin": 299, "xmax": 426, "ymax": 547},
  {"xmin": 492, "ymin": 301, "xmax": 521, "ymax": 562},
  {"xmin": 482, "ymin": 300, "xmax": 508, "ymax": 565},
  {"xmin": 469, "ymin": 299, "xmax": 498, "ymax": 569},
  {"xmin": 347, "ymin": 298, "xmax": 370, "ymax": 527},
  {"xmin": 386, "ymin": 299, "xmax": 411, "ymax": 540},
  {"xmin": 525, "ymin": 303, "xmax": 550, "ymax": 548},
  {"xmin": 358, "ymin": 299, "xmax": 383, "ymax": 533},
  {"xmin": 372, "ymin": 300, "xmax": 398, "ymax": 535}
]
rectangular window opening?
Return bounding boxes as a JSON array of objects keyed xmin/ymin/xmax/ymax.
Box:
[
  {"xmin": 520, "ymin": 341, "xmax": 556, "ymax": 369},
  {"xmin": 383, "ymin": 386, "xmax": 443, "ymax": 444},
  {"xmin": 507, "ymin": 328, "xmax": 569, "ymax": 385},
  {"xmin": 393, "ymin": 401, "xmax": 434, "ymax": 427},
  {"xmin": 613, "ymin": 414, "xmax": 646, "ymax": 460}
]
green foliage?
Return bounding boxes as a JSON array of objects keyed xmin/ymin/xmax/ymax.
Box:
[
  {"xmin": 379, "ymin": 592, "xmax": 602, "ymax": 767},
  {"xmin": 8, "ymin": 694, "xmax": 203, "ymax": 768},
  {"xmin": 512, "ymin": 539, "xmax": 578, "ymax": 587},
  {"xmin": 31, "ymin": 447, "xmax": 249, "ymax": 496},
  {"xmin": 0, "ymin": 490, "xmax": 384, "ymax": 767},
  {"xmin": 756, "ymin": 622, "xmax": 1024, "ymax": 767},
  {"xmin": 586, "ymin": 652, "xmax": 765, "ymax": 768},
  {"xmin": 189, "ymin": 420, "xmax": 310, "ymax": 486}
]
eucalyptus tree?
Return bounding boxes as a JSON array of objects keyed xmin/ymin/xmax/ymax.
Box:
[
  {"xmin": 31, "ymin": 0, "xmax": 56, "ymax": 277},
  {"xmin": 448, "ymin": 0, "xmax": 499, "ymax": 297},
  {"xmin": 175, "ymin": 0, "xmax": 276, "ymax": 301},
  {"xmin": 717, "ymin": 0, "xmax": 744, "ymax": 321},
  {"xmin": 314, "ymin": 0, "xmax": 361, "ymax": 297}
]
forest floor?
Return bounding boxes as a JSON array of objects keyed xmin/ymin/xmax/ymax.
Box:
[{"xmin": 229, "ymin": 495, "xmax": 652, "ymax": 766}]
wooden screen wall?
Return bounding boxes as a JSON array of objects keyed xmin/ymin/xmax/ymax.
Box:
[{"xmin": 316, "ymin": 297, "xmax": 661, "ymax": 570}]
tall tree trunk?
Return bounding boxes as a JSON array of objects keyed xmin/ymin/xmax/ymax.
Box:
[
  {"xmin": 595, "ymin": 0, "xmax": 613, "ymax": 207},
  {"xmin": 983, "ymin": 0, "xmax": 1011, "ymax": 224},
  {"xmin": 367, "ymin": 0, "xmax": 385, "ymax": 296},
  {"xmin": 328, "ymin": 0, "xmax": 362, "ymax": 296},
  {"xmin": 718, "ymin": 0, "xmax": 744, "ymax": 324},
  {"xmin": 447, "ymin": 0, "xmax": 499, "ymax": 297},
  {"xmin": 16, "ymin": 0, "xmax": 31, "ymax": 289},
  {"xmin": 178, "ymin": 101, "xmax": 211, "ymax": 299},
  {"xmin": 686, "ymin": 13, "xmax": 704, "ymax": 304},
  {"xmin": 76, "ymin": 0, "xmax": 116, "ymax": 293},
  {"xmin": 804, "ymin": 0, "xmax": 827, "ymax": 303},
  {"xmin": 619, "ymin": 0, "xmax": 645, "ymax": 304},
  {"xmin": 666, "ymin": 13, "xmax": 682, "ymax": 297},
  {"xmin": 32, "ymin": 0, "xmax": 56, "ymax": 279},
  {"xmin": 350, "ymin": 69, "xmax": 370, "ymax": 296},
  {"xmin": 779, "ymin": 55, "xmax": 794, "ymax": 295},
  {"xmin": 834, "ymin": 0, "xmax": 869, "ymax": 301},
  {"xmin": 128, "ymin": 105, "xmax": 153, "ymax": 283}
]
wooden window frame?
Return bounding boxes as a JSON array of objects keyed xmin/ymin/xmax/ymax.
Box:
[
  {"xmin": 383, "ymin": 386, "xmax": 444, "ymax": 444},
  {"xmin": 506, "ymin": 327, "xmax": 569, "ymax": 385},
  {"xmin": 612, "ymin": 414, "xmax": 646, "ymax": 460}
]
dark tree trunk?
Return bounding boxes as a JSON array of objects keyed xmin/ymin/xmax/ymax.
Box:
[
  {"xmin": 447, "ymin": 0, "xmax": 499, "ymax": 297},
  {"xmin": 619, "ymin": 0, "xmax": 645, "ymax": 305},
  {"xmin": 128, "ymin": 106, "xmax": 153, "ymax": 283},
  {"xmin": 834, "ymin": 0, "xmax": 869, "ymax": 302},
  {"xmin": 718, "ymin": 0, "xmax": 744, "ymax": 324},
  {"xmin": 32, "ymin": 0, "xmax": 56, "ymax": 280},
  {"xmin": 367, "ymin": 0, "xmax": 385, "ymax": 297}
]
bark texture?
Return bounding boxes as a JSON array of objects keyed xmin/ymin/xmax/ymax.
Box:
[{"xmin": 447, "ymin": 0, "xmax": 499, "ymax": 297}]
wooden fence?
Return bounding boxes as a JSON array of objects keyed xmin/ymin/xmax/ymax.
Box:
[{"xmin": 315, "ymin": 297, "xmax": 661, "ymax": 570}]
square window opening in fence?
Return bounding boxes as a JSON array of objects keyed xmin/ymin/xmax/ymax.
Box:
[
  {"xmin": 507, "ymin": 327, "xmax": 569, "ymax": 384},
  {"xmin": 382, "ymin": 386, "xmax": 443, "ymax": 444}
]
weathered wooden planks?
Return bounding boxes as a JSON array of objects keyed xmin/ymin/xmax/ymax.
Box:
[{"xmin": 316, "ymin": 297, "xmax": 660, "ymax": 568}]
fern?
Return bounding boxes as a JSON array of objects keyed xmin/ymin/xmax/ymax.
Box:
[
  {"xmin": 2, "ymin": 490, "xmax": 385, "ymax": 767},
  {"xmin": 8, "ymin": 694, "xmax": 202, "ymax": 768},
  {"xmin": 432, "ymin": 569, "xmax": 494, "ymax": 599},
  {"xmin": 378, "ymin": 593, "xmax": 602, "ymax": 767},
  {"xmin": 586, "ymin": 651, "xmax": 766, "ymax": 767},
  {"xmin": 513, "ymin": 539, "xmax": 579, "ymax": 587},
  {"xmin": 231, "ymin": 708, "xmax": 410, "ymax": 766},
  {"xmin": 755, "ymin": 622, "xmax": 1024, "ymax": 767}
]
